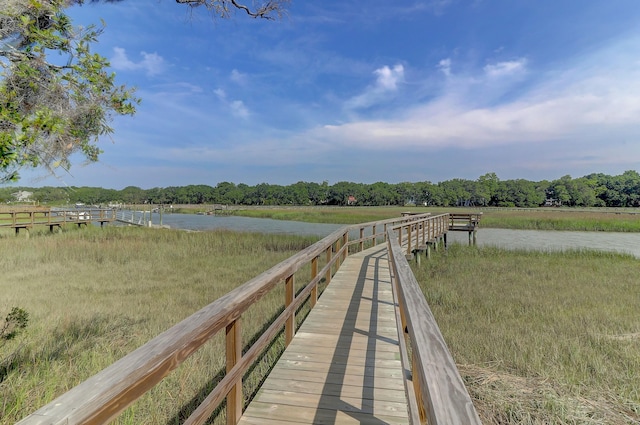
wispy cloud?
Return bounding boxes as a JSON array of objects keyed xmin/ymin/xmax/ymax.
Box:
[
  {"xmin": 438, "ymin": 58, "xmax": 452, "ymax": 76},
  {"xmin": 110, "ymin": 47, "xmax": 165, "ymax": 76},
  {"xmin": 214, "ymin": 88, "xmax": 250, "ymax": 118},
  {"xmin": 345, "ymin": 64, "xmax": 405, "ymax": 110},
  {"xmin": 310, "ymin": 38, "xmax": 640, "ymax": 158},
  {"xmin": 230, "ymin": 69, "xmax": 248, "ymax": 85},
  {"xmin": 484, "ymin": 58, "xmax": 527, "ymax": 78}
]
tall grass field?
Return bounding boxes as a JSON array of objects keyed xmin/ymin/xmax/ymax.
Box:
[
  {"xmin": 412, "ymin": 244, "xmax": 640, "ymax": 424},
  {"xmin": 2, "ymin": 210, "xmax": 640, "ymax": 424},
  {"xmin": 0, "ymin": 226, "xmax": 319, "ymax": 424},
  {"xmin": 230, "ymin": 206, "xmax": 640, "ymax": 232}
]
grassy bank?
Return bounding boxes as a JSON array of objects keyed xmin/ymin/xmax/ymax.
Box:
[
  {"xmin": 479, "ymin": 209, "xmax": 640, "ymax": 232},
  {"xmin": 231, "ymin": 206, "xmax": 640, "ymax": 232},
  {"xmin": 0, "ymin": 226, "xmax": 320, "ymax": 424},
  {"xmin": 412, "ymin": 244, "xmax": 640, "ymax": 424}
]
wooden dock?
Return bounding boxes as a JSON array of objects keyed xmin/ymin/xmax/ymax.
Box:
[
  {"xmin": 17, "ymin": 213, "xmax": 481, "ymax": 425},
  {"xmin": 0, "ymin": 207, "xmax": 116, "ymax": 235},
  {"xmin": 239, "ymin": 246, "xmax": 409, "ymax": 425}
]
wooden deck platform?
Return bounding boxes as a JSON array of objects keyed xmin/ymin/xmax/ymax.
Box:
[{"xmin": 239, "ymin": 245, "xmax": 410, "ymax": 425}]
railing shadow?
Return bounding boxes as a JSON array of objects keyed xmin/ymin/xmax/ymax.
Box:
[{"xmin": 310, "ymin": 246, "xmax": 395, "ymax": 424}]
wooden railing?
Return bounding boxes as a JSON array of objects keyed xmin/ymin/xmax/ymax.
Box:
[
  {"xmin": 17, "ymin": 213, "xmax": 480, "ymax": 425},
  {"xmin": 0, "ymin": 208, "xmax": 116, "ymax": 234},
  {"xmin": 449, "ymin": 212, "xmax": 483, "ymax": 229},
  {"xmin": 388, "ymin": 215, "xmax": 482, "ymax": 424}
]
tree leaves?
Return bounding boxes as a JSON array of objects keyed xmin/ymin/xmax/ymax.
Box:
[{"xmin": 0, "ymin": 0, "xmax": 139, "ymax": 182}]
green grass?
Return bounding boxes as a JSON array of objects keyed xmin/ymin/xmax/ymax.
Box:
[
  {"xmin": 0, "ymin": 226, "xmax": 320, "ymax": 424},
  {"xmin": 479, "ymin": 209, "xmax": 640, "ymax": 232},
  {"xmin": 231, "ymin": 206, "xmax": 640, "ymax": 232},
  {"xmin": 411, "ymin": 244, "xmax": 640, "ymax": 424},
  {"xmin": 4, "ymin": 210, "xmax": 640, "ymax": 424}
]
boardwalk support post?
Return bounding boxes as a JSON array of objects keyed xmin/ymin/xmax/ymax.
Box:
[
  {"xmin": 285, "ymin": 274, "xmax": 295, "ymax": 346},
  {"xmin": 325, "ymin": 246, "xmax": 332, "ymax": 286},
  {"xmin": 311, "ymin": 256, "xmax": 319, "ymax": 307},
  {"xmin": 226, "ymin": 319, "xmax": 242, "ymax": 425}
]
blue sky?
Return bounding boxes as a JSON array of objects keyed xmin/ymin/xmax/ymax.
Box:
[{"xmin": 13, "ymin": 0, "xmax": 640, "ymax": 189}]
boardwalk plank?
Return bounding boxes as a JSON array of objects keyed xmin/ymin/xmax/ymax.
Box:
[
  {"xmin": 241, "ymin": 402, "xmax": 409, "ymax": 425},
  {"xmin": 261, "ymin": 377, "xmax": 408, "ymax": 403},
  {"xmin": 239, "ymin": 246, "xmax": 410, "ymax": 425}
]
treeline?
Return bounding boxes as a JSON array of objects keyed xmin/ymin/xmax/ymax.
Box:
[{"xmin": 2, "ymin": 171, "xmax": 640, "ymax": 208}]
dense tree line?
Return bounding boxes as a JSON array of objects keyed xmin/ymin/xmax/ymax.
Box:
[{"xmin": 2, "ymin": 171, "xmax": 640, "ymax": 208}]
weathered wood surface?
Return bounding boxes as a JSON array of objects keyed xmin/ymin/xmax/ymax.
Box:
[
  {"xmin": 239, "ymin": 245, "xmax": 410, "ymax": 425},
  {"xmin": 0, "ymin": 208, "xmax": 116, "ymax": 230},
  {"xmin": 387, "ymin": 228, "xmax": 482, "ymax": 425},
  {"xmin": 448, "ymin": 212, "xmax": 482, "ymax": 231}
]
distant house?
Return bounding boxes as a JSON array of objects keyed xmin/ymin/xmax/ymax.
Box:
[
  {"xmin": 347, "ymin": 195, "xmax": 357, "ymax": 205},
  {"xmin": 12, "ymin": 191, "xmax": 33, "ymax": 202}
]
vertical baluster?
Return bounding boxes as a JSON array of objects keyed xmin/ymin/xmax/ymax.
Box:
[
  {"xmin": 325, "ymin": 246, "xmax": 332, "ymax": 286},
  {"xmin": 285, "ymin": 274, "xmax": 295, "ymax": 346},
  {"xmin": 226, "ymin": 319, "xmax": 242, "ymax": 425},
  {"xmin": 311, "ymin": 256, "xmax": 319, "ymax": 308}
]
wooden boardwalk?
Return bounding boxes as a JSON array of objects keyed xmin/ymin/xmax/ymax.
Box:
[
  {"xmin": 239, "ymin": 245, "xmax": 410, "ymax": 425},
  {"xmin": 17, "ymin": 214, "xmax": 482, "ymax": 425}
]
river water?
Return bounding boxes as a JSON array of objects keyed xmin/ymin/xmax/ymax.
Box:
[
  {"xmin": 128, "ymin": 212, "xmax": 640, "ymax": 258},
  {"xmin": 447, "ymin": 228, "xmax": 640, "ymax": 258}
]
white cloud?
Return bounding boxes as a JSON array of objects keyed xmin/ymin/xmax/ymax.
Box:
[
  {"xmin": 230, "ymin": 100, "xmax": 250, "ymax": 118},
  {"xmin": 110, "ymin": 47, "xmax": 165, "ymax": 76},
  {"xmin": 345, "ymin": 64, "xmax": 405, "ymax": 110},
  {"xmin": 374, "ymin": 64, "xmax": 404, "ymax": 90},
  {"xmin": 309, "ymin": 39, "xmax": 640, "ymax": 161},
  {"xmin": 214, "ymin": 88, "xmax": 250, "ymax": 119},
  {"xmin": 230, "ymin": 69, "xmax": 248, "ymax": 85},
  {"xmin": 438, "ymin": 58, "xmax": 452, "ymax": 76},
  {"xmin": 214, "ymin": 88, "xmax": 227, "ymax": 100},
  {"xmin": 484, "ymin": 58, "xmax": 527, "ymax": 77}
]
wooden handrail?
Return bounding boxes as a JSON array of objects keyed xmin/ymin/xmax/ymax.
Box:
[
  {"xmin": 387, "ymin": 214, "xmax": 482, "ymax": 425},
  {"xmin": 0, "ymin": 208, "xmax": 116, "ymax": 230},
  {"xmin": 17, "ymin": 212, "xmax": 481, "ymax": 425}
]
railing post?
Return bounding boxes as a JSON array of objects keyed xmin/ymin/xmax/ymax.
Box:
[
  {"xmin": 325, "ymin": 246, "xmax": 332, "ymax": 286},
  {"xmin": 384, "ymin": 223, "xmax": 388, "ymax": 241},
  {"xmin": 407, "ymin": 224, "xmax": 413, "ymax": 256},
  {"xmin": 285, "ymin": 274, "xmax": 295, "ymax": 346},
  {"xmin": 412, "ymin": 352, "xmax": 428, "ymax": 424},
  {"xmin": 311, "ymin": 256, "xmax": 319, "ymax": 308},
  {"xmin": 359, "ymin": 227, "xmax": 364, "ymax": 252},
  {"xmin": 226, "ymin": 319, "xmax": 242, "ymax": 425},
  {"xmin": 342, "ymin": 232, "xmax": 349, "ymax": 262},
  {"xmin": 372, "ymin": 225, "xmax": 377, "ymax": 245}
]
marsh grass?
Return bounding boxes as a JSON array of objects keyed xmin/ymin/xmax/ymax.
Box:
[
  {"xmin": 232, "ymin": 206, "xmax": 640, "ymax": 232},
  {"xmin": 233, "ymin": 206, "xmax": 418, "ymax": 224},
  {"xmin": 480, "ymin": 209, "xmax": 640, "ymax": 232},
  {"xmin": 411, "ymin": 244, "xmax": 640, "ymax": 424},
  {"xmin": 0, "ymin": 226, "xmax": 320, "ymax": 424}
]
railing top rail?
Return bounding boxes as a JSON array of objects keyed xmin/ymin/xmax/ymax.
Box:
[{"xmin": 386, "ymin": 226, "xmax": 481, "ymax": 424}]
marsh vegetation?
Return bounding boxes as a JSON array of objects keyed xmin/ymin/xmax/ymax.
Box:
[
  {"xmin": 2, "ymin": 207, "xmax": 639, "ymax": 424},
  {"xmin": 0, "ymin": 226, "xmax": 320, "ymax": 424},
  {"xmin": 412, "ymin": 245, "xmax": 640, "ymax": 424}
]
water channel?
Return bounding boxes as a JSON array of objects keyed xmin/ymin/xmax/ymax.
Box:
[{"xmin": 133, "ymin": 212, "xmax": 640, "ymax": 259}]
